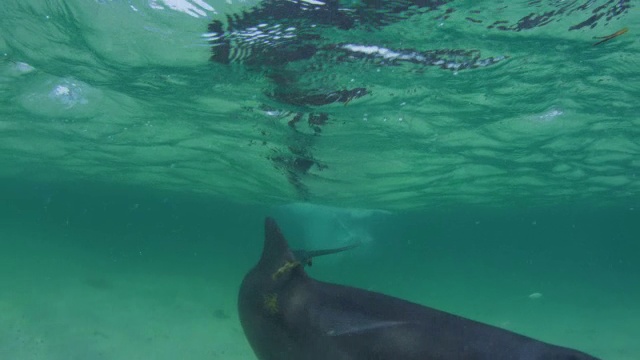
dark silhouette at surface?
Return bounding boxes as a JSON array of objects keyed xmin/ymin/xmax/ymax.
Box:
[{"xmin": 207, "ymin": 0, "xmax": 630, "ymax": 199}]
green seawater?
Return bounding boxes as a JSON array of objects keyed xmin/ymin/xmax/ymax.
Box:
[{"xmin": 0, "ymin": 0, "xmax": 638, "ymax": 359}]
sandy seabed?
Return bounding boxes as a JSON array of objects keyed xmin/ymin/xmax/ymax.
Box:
[
  {"xmin": 1, "ymin": 224, "xmax": 637, "ymax": 360},
  {"xmin": 0, "ymin": 227, "xmax": 254, "ymax": 360}
]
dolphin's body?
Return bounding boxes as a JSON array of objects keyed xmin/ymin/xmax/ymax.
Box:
[{"xmin": 238, "ymin": 217, "xmax": 600, "ymax": 360}]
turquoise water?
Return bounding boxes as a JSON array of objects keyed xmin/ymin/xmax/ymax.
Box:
[{"xmin": 1, "ymin": 0, "xmax": 638, "ymax": 359}]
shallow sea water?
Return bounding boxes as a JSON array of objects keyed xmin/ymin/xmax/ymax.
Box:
[{"xmin": 1, "ymin": 1, "xmax": 639, "ymax": 359}]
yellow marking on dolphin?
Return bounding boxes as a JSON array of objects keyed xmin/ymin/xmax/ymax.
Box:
[
  {"xmin": 272, "ymin": 260, "xmax": 301, "ymax": 280},
  {"xmin": 263, "ymin": 293, "xmax": 279, "ymax": 315}
]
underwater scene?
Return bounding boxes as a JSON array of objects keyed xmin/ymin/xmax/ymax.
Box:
[{"xmin": 0, "ymin": 0, "xmax": 638, "ymax": 359}]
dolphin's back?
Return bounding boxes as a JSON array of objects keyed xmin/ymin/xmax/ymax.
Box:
[{"xmin": 277, "ymin": 279, "xmax": 599, "ymax": 360}]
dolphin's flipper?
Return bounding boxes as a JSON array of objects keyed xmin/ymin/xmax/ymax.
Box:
[{"xmin": 292, "ymin": 242, "xmax": 360, "ymax": 267}]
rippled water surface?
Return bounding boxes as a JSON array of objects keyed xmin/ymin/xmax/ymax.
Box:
[{"xmin": 2, "ymin": 0, "xmax": 638, "ymax": 209}]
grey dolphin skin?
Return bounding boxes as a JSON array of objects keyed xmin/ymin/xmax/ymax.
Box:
[{"xmin": 238, "ymin": 217, "xmax": 601, "ymax": 360}]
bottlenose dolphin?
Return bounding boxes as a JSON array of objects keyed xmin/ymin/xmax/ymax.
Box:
[{"xmin": 238, "ymin": 217, "xmax": 601, "ymax": 360}]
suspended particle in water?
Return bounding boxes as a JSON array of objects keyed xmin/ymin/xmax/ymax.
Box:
[
  {"xmin": 14, "ymin": 61, "xmax": 35, "ymax": 74},
  {"xmin": 528, "ymin": 292, "xmax": 543, "ymax": 300}
]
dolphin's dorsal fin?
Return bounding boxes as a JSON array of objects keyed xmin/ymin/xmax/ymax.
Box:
[
  {"xmin": 261, "ymin": 217, "xmax": 293, "ymax": 266},
  {"xmin": 262, "ymin": 217, "xmax": 359, "ymax": 275}
]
